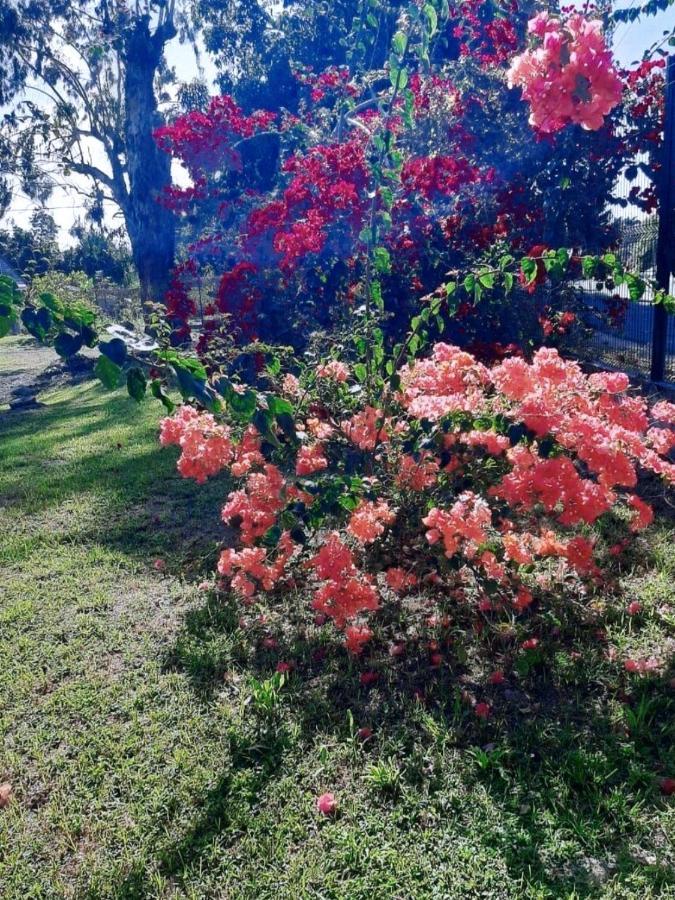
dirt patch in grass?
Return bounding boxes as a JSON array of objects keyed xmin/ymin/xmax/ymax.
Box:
[{"xmin": 0, "ymin": 335, "xmax": 98, "ymax": 410}]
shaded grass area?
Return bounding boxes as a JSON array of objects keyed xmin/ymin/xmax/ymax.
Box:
[{"xmin": 0, "ymin": 380, "xmax": 673, "ymax": 899}]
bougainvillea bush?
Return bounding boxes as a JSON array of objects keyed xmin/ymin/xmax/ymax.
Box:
[
  {"xmin": 154, "ymin": 2, "xmax": 664, "ymax": 360},
  {"xmin": 158, "ymin": 336, "xmax": 675, "ymax": 685},
  {"xmin": 136, "ymin": 1, "xmax": 675, "ymax": 707}
]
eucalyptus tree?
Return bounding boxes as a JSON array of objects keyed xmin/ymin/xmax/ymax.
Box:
[{"xmin": 0, "ymin": 0, "xmax": 197, "ymax": 302}]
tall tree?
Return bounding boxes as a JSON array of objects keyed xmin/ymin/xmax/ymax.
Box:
[{"xmin": 0, "ymin": 0, "xmax": 188, "ymax": 302}]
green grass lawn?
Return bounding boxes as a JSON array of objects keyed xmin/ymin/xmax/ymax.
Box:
[{"xmin": 0, "ymin": 373, "xmax": 673, "ymax": 899}]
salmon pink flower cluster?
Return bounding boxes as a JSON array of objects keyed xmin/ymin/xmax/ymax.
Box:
[
  {"xmin": 160, "ymin": 339, "xmax": 674, "ymax": 667},
  {"xmin": 317, "ymin": 360, "xmax": 350, "ymax": 382},
  {"xmin": 222, "ymin": 464, "xmax": 287, "ymax": 545},
  {"xmin": 398, "ymin": 343, "xmax": 491, "ymax": 420},
  {"xmin": 342, "ymin": 406, "xmax": 389, "ymax": 451},
  {"xmin": 423, "ymin": 492, "xmax": 492, "ymax": 559},
  {"xmin": 159, "ymin": 406, "xmax": 233, "ymax": 483},
  {"xmin": 396, "ymin": 452, "xmax": 440, "ymax": 491},
  {"xmin": 507, "ymin": 13, "xmax": 622, "ymax": 133},
  {"xmin": 218, "ymin": 533, "xmax": 298, "ymax": 599},
  {"xmin": 308, "ymin": 533, "xmax": 379, "ymax": 634},
  {"xmin": 385, "ymin": 567, "xmax": 418, "ymax": 594},
  {"xmin": 348, "ymin": 500, "xmax": 396, "ymax": 544},
  {"xmin": 295, "ymin": 443, "xmax": 328, "ymax": 476}
]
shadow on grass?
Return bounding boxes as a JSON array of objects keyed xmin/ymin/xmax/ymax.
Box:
[
  {"xmin": 0, "ymin": 388, "xmax": 232, "ymax": 573},
  {"xmin": 149, "ymin": 567, "xmax": 675, "ymax": 898}
]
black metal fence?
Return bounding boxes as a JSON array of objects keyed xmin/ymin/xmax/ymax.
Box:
[
  {"xmin": 570, "ymin": 55, "xmax": 675, "ymax": 385},
  {"xmin": 570, "ymin": 214, "xmax": 675, "ymax": 381}
]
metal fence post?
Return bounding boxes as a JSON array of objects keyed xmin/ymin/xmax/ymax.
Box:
[{"xmin": 651, "ymin": 53, "xmax": 675, "ymax": 383}]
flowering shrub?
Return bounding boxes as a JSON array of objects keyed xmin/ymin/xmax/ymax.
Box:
[
  {"xmin": 152, "ymin": 5, "xmax": 660, "ymax": 359},
  {"xmin": 159, "ymin": 341, "xmax": 675, "ymax": 667},
  {"xmin": 507, "ymin": 12, "xmax": 623, "ymax": 133}
]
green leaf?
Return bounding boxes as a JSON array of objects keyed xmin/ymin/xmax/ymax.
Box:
[
  {"xmin": 158, "ymin": 351, "xmax": 207, "ymax": 380},
  {"xmin": 266, "ymin": 356, "xmax": 282, "ymax": 376},
  {"xmin": 353, "ymin": 363, "xmax": 368, "ymax": 382},
  {"xmin": 463, "ymin": 274, "xmax": 476, "ymax": 293},
  {"xmin": 478, "ymin": 272, "xmax": 495, "ymax": 290},
  {"xmin": 520, "ymin": 257, "xmax": 537, "ymax": 284},
  {"xmin": 338, "ymin": 494, "xmax": 360, "ymax": 512},
  {"xmin": 261, "ymin": 525, "xmax": 282, "ymax": 548},
  {"xmin": 392, "ymin": 30, "xmax": 406, "ymax": 55},
  {"xmin": 54, "ymin": 331, "xmax": 83, "ymax": 358},
  {"xmin": 63, "ymin": 304, "xmax": 96, "ymax": 328},
  {"xmin": 373, "ymin": 246, "xmax": 391, "ymax": 274},
  {"xmin": 39, "ymin": 291, "xmax": 64, "ymax": 315},
  {"xmin": 228, "ymin": 388, "xmax": 258, "ymax": 419},
  {"xmin": 267, "ymin": 395, "xmax": 294, "ymax": 418},
  {"xmin": 423, "ymin": 3, "xmax": 438, "ymax": 34},
  {"xmin": 21, "ymin": 307, "xmax": 50, "ymax": 341},
  {"xmin": 150, "ymin": 379, "xmax": 175, "ymax": 413},
  {"xmin": 276, "ymin": 412, "xmax": 298, "ymax": 443},
  {"xmin": 390, "ymin": 65, "xmax": 408, "ymax": 90},
  {"xmin": 403, "ymin": 88, "xmax": 415, "ymax": 127},
  {"xmin": 0, "ymin": 275, "xmax": 19, "ymax": 301},
  {"xmin": 127, "ymin": 367, "xmax": 147, "ymax": 403},
  {"xmin": 95, "ymin": 354, "xmax": 122, "ymax": 390},
  {"xmin": 379, "ymin": 186, "xmax": 394, "ymax": 209},
  {"xmin": 582, "ymin": 256, "xmax": 599, "ymax": 278},
  {"xmin": 99, "ymin": 338, "xmax": 127, "ymax": 366},
  {"xmin": 81, "ymin": 324, "xmax": 99, "ymax": 348},
  {"xmin": 267, "ymin": 396, "xmax": 298, "ymax": 442},
  {"xmin": 252, "ymin": 408, "xmax": 281, "ymax": 447},
  {"xmin": 173, "ymin": 362, "xmax": 219, "ymax": 411},
  {"xmin": 625, "ymin": 273, "xmax": 646, "ymax": 301}
]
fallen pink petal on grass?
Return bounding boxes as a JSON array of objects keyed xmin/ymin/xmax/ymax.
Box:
[
  {"xmin": 316, "ymin": 792, "xmax": 337, "ymax": 815},
  {"xmin": 0, "ymin": 783, "xmax": 13, "ymax": 808}
]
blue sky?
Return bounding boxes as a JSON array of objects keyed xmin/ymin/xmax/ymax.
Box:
[{"xmin": 611, "ymin": 2, "xmax": 674, "ymax": 66}]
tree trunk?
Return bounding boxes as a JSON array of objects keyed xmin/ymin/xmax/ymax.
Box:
[{"xmin": 122, "ymin": 16, "xmax": 176, "ymax": 305}]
